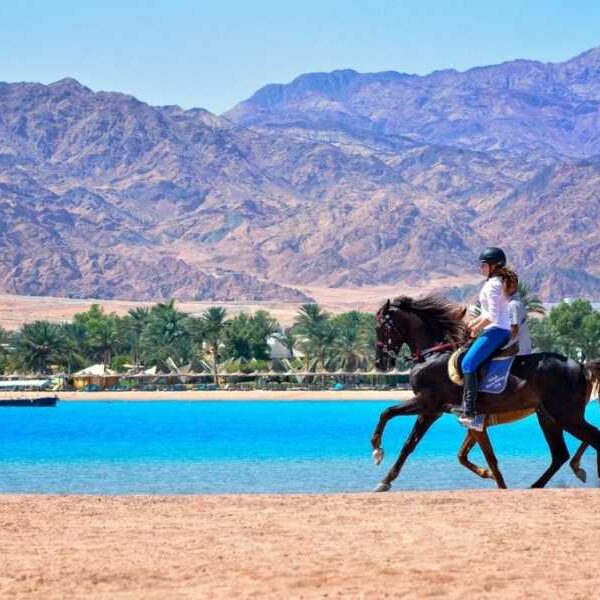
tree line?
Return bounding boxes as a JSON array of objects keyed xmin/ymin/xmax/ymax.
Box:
[
  {"xmin": 0, "ymin": 291, "xmax": 598, "ymax": 378},
  {"xmin": 529, "ymin": 298, "xmax": 600, "ymax": 361},
  {"xmin": 0, "ymin": 301, "xmax": 377, "ymax": 378}
]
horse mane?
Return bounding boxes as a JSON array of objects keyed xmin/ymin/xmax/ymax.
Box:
[{"xmin": 390, "ymin": 294, "xmax": 469, "ymax": 344}]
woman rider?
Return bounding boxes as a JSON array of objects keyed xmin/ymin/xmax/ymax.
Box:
[{"xmin": 460, "ymin": 247, "xmax": 518, "ymax": 430}]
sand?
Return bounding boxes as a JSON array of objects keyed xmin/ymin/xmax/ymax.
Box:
[
  {"xmin": 0, "ymin": 277, "xmax": 477, "ymax": 329},
  {"xmin": 0, "ymin": 490, "xmax": 598, "ymax": 599},
  {"xmin": 26, "ymin": 389, "xmax": 413, "ymax": 402}
]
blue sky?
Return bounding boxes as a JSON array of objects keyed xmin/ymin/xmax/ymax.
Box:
[{"xmin": 0, "ymin": 0, "xmax": 598, "ymax": 114}]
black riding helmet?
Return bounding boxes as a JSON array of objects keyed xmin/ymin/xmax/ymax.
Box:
[{"xmin": 478, "ymin": 247, "xmax": 506, "ymax": 266}]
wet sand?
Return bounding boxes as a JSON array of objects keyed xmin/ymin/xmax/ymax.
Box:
[
  {"xmin": 1, "ymin": 490, "xmax": 598, "ymax": 599},
  {"xmin": 44, "ymin": 390, "xmax": 413, "ymax": 401}
]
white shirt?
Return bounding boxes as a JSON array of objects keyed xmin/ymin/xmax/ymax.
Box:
[
  {"xmin": 508, "ymin": 294, "xmax": 532, "ymax": 354},
  {"xmin": 479, "ymin": 276, "xmax": 511, "ymax": 331}
]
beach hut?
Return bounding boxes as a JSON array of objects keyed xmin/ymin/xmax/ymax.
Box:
[{"xmin": 72, "ymin": 364, "xmax": 119, "ymax": 390}]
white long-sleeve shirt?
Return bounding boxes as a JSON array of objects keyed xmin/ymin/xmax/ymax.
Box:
[{"xmin": 479, "ymin": 276, "xmax": 511, "ymax": 331}]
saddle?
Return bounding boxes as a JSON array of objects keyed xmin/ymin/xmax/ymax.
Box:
[{"xmin": 448, "ymin": 342, "xmax": 519, "ymax": 389}]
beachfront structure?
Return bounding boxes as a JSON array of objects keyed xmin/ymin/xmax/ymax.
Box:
[
  {"xmin": 72, "ymin": 364, "xmax": 119, "ymax": 390},
  {"xmin": 267, "ymin": 335, "xmax": 305, "ymax": 360}
]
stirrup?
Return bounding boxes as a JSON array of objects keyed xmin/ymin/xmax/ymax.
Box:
[{"xmin": 458, "ymin": 414, "xmax": 485, "ymax": 432}]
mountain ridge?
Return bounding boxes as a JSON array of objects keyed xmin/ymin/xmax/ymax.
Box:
[{"xmin": 2, "ymin": 46, "xmax": 600, "ymax": 302}]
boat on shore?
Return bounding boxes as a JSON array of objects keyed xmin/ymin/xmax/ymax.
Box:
[{"xmin": 0, "ymin": 395, "xmax": 59, "ymax": 407}]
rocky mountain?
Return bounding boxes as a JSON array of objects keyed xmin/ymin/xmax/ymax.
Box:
[
  {"xmin": 1, "ymin": 47, "xmax": 600, "ymax": 303},
  {"xmin": 0, "ymin": 79, "xmax": 312, "ymax": 302},
  {"xmin": 225, "ymin": 47, "xmax": 600, "ymax": 159}
]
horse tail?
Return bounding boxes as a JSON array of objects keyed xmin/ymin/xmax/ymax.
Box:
[{"xmin": 583, "ymin": 359, "xmax": 600, "ymax": 401}]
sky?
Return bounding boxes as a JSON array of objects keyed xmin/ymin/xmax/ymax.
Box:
[{"xmin": 0, "ymin": 0, "xmax": 599, "ymax": 114}]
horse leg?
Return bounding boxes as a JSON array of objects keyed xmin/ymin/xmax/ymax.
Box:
[
  {"xmin": 561, "ymin": 420, "xmax": 600, "ymax": 457},
  {"xmin": 530, "ymin": 411, "xmax": 570, "ymax": 488},
  {"xmin": 371, "ymin": 396, "xmax": 425, "ymax": 460},
  {"xmin": 569, "ymin": 442, "xmax": 589, "ymax": 483},
  {"xmin": 560, "ymin": 417, "xmax": 600, "ymax": 482},
  {"xmin": 458, "ymin": 432, "xmax": 494, "ymax": 480},
  {"xmin": 374, "ymin": 413, "xmax": 440, "ymax": 492},
  {"xmin": 468, "ymin": 429, "xmax": 507, "ymax": 489}
]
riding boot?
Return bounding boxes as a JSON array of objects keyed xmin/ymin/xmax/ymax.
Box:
[{"xmin": 461, "ymin": 372, "xmax": 478, "ymax": 418}]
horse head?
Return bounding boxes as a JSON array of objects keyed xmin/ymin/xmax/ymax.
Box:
[
  {"xmin": 375, "ymin": 295, "xmax": 469, "ymax": 371},
  {"xmin": 375, "ymin": 298, "xmax": 406, "ymax": 372}
]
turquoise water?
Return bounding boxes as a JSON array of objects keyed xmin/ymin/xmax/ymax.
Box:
[{"xmin": 0, "ymin": 401, "xmax": 598, "ymax": 494}]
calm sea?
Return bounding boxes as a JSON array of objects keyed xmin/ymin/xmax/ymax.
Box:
[{"xmin": 0, "ymin": 401, "xmax": 598, "ymax": 494}]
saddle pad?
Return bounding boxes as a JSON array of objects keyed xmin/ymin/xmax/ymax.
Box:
[
  {"xmin": 479, "ymin": 356, "xmax": 515, "ymax": 394},
  {"xmin": 448, "ymin": 350, "xmax": 515, "ymax": 394}
]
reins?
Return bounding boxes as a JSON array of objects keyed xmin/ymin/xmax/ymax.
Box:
[{"xmin": 411, "ymin": 341, "xmax": 461, "ymax": 363}]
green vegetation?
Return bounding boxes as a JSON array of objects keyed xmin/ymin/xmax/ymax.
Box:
[
  {"xmin": 530, "ymin": 299, "xmax": 600, "ymax": 360},
  {"xmin": 0, "ymin": 301, "xmax": 379, "ymax": 376},
  {"xmin": 1, "ymin": 295, "xmax": 598, "ymax": 377}
]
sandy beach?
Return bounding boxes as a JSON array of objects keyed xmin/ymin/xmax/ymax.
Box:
[
  {"xmin": 32, "ymin": 389, "xmax": 413, "ymax": 402},
  {"xmin": 0, "ymin": 490, "xmax": 598, "ymax": 599}
]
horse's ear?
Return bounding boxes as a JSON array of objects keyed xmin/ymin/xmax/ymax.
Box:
[{"xmin": 384, "ymin": 299, "xmax": 390, "ymax": 312}]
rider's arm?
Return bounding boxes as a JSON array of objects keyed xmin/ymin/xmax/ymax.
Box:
[
  {"xmin": 469, "ymin": 279, "xmax": 503, "ymax": 336},
  {"xmin": 469, "ymin": 315, "xmax": 491, "ymax": 337}
]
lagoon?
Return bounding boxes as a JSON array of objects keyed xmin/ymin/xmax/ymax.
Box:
[{"xmin": 0, "ymin": 401, "xmax": 598, "ymax": 494}]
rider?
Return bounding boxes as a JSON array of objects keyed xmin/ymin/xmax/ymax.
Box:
[
  {"xmin": 460, "ymin": 247, "xmax": 517, "ymax": 430},
  {"xmin": 507, "ymin": 287, "xmax": 532, "ymax": 355}
]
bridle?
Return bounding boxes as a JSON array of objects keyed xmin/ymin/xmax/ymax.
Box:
[{"xmin": 375, "ymin": 310, "xmax": 403, "ymax": 362}]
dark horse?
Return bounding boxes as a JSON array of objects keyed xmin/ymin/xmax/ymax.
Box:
[{"xmin": 371, "ymin": 295, "xmax": 600, "ymax": 490}]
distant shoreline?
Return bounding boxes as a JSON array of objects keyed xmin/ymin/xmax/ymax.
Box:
[{"xmin": 2, "ymin": 389, "xmax": 413, "ymax": 402}]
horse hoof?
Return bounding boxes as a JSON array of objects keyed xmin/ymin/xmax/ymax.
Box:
[
  {"xmin": 373, "ymin": 482, "xmax": 391, "ymax": 493},
  {"xmin": 573, "ymin": 467, "xmax": 587, "ymax": 483},
  {"xmin": 372, "ymin": 448, "xmax": 384, "ymax": 465}
]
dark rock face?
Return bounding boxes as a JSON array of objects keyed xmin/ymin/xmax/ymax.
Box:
[{"xmin": 1, "ymin": 46, "xmax": 600, "ymax": 302}]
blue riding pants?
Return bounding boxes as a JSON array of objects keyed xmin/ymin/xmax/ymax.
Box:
[{"xmin": 462, "ymin": 327, "xmax": 511, "ymax": 375}]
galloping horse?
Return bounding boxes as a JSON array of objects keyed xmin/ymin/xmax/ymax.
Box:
[{"xmin": 371, "ymin": 295, "xmax": 600, "ymax": 490}]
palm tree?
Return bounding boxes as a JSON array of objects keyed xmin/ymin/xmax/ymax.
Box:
[
  {"xmin": 200, "ymin": 307, "xmax": 229, "ymax": 384},
  {"xmin": 304, "ymin": 322, "xmax": 338, "ymax": 384},
  {"xmin": 59, "ymin": 322, "xmax": 88, "ymax": 374},
  {"xmin": 330, "ymin": 312, "xmax": 374, "ymax": 371},
  {"xmin": 278, "ymin": 328, "xmax": 297, "ymax": 359},
  {"xmin": 294, "ymin": 304, "xmax": 329, "ymax": 338},
  {"xmin": 141, "ymin": 300, "xmax": 191, "ymax": 368},
  {"xmin": 127, "ymin": 306, "xmax": 151, "ymax": 367},
  {"xmin": 294, "ymin": 304, "xmax": 339, "ymax": 383},
  {"xmin": 0, "ymin": 326, "xmax": 12, "ymax": 374},
  {"xmin": 89, "ymin": 318, "xmax": 121, "ymax": 366},
  {"xmin": 184, "ymin": 316, "xmax": 206, "ymax": 361},
  {"xmin": 15, "ymin": 321, "xmax": 68, "ymax": 374},
  {"xmin": 517, "ymin": 282, "xmax": 546, "ymax": 316}
]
